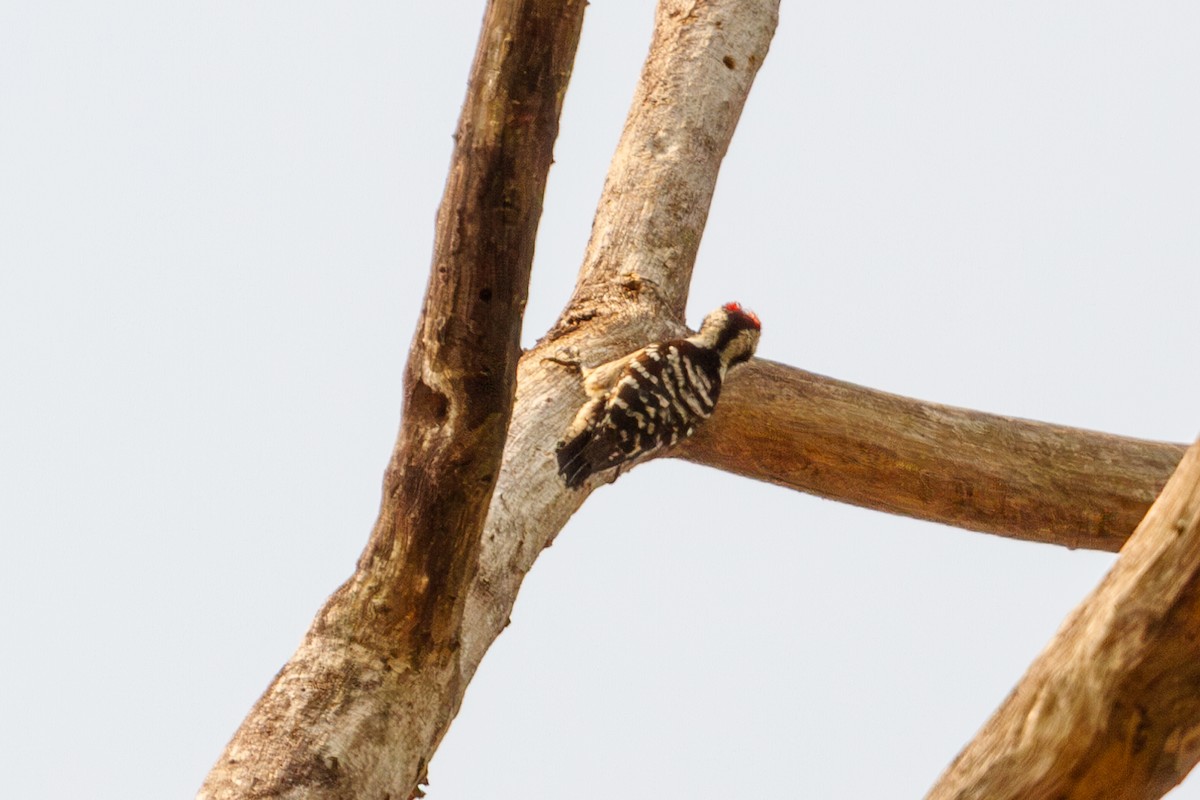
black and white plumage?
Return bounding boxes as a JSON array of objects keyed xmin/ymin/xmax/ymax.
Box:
[{"xmin": 555, "ymin": 302, "xmax": 762, "ymax": 488}]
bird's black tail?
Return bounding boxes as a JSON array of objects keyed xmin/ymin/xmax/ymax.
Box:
[{"xmin": 555, "ymin": 430, "xmax": 595, "ymax": 489}]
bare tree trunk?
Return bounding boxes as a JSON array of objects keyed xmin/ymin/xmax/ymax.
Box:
[
  {"xmin": 199, "ymin": 1, "xmax": 1195, "ymax": 798},
  {"xmin": 928, "ymin": 439, "xmax": 1200, "ymax": 799}
]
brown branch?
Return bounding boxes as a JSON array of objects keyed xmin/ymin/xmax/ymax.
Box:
[
  {"xmin": 926, "ymin": 438, "xmax": 1200, "ymax": 799},
  {"xmin": 198, "ymin": 2, "xmax": 585, "ymax": 797},
  {"xmin": 678, "ymin": 359, "xmax": 1186, "ymax": 552}
]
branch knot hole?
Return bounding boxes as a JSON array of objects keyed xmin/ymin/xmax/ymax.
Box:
[{"xmin": 410, "ymin": 378, "xmax": 450, "ymax": 427}]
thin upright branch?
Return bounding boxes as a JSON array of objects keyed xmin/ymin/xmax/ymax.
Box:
[
  {"xmin": 927, "ymin": 439, "xmax": 1200, "ymax": 799},
  {"xmin": 680, "ymin": 360, "xmax": 1186, "ymax": 551},
  {"xmin": 564, "ymin": 0, "xmax": 780, "ymax": 327}
]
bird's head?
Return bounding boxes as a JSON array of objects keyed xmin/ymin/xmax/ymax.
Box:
[{"xmin": 698, "ymin": 302, "xmax": 761, "ymax": 368}]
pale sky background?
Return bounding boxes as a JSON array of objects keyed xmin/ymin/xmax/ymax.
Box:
[{"xmin": 3, "ymin": 3, "xmax": 1199, "ymax": 798}]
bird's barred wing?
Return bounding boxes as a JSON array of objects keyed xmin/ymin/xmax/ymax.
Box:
[{"xmin": 555, "ymin": 342, "xmax": 724, "ymax": 488}]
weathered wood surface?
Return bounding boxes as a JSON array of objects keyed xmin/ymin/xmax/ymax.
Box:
[
  {"xmin": 681, "ymin": 360, "xmax": 1186, "ymax": 552},
  {"xmin": 198, "ymin": 1, "xmax": 585, "ymax": 797},
  {"xmin": 928, "ymin": 439, "xmax": 1200, "ymax": 799},
  {"xmin": 198, "ymin": 0, "xmax": 1195, "ymax": 797}
]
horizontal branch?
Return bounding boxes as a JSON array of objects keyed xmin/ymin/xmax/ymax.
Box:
[
  {"xmin": 679, "ymin": 359, "xmax": 1186, "ymax": 551},
  {"xmin": 927, "ymin": 438, "xmax": 1200, "ymax": 799}
]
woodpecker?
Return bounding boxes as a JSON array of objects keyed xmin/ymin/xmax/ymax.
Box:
[{"xmin": 555, "ymin": 302, "xmax": 761, "ymax": 488}]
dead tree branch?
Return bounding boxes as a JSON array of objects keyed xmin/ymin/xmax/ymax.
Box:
[
  {"xmin": 566, "ymin": 0, "xmax": 779, "ymax": 325},
  {"xmin": 460, "ymin": 0, "xmax": 781, "ymax": 683},
  {"xmin": 200, "ymin": 0, "xmax": 1194, "ymax": 797},
  {"xmin": 679, "ymin": 360, "xmax": 1186, "ymax": 551},
  {"xmin": 927, "ymin": 438, "xmax": 1200, "ymax": 799},
  {"xmin": 199, "ymin": 1, "xmax": 585, "ymax": 797}
]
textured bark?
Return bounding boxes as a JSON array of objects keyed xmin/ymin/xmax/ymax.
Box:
[
  {"xmin": 198, "ymin": 0, "xmax": 778, "ymax": 797},
  {"xmin": 927, "ymin": 439, "xmax": 1200, "ymax": 800},
  {"xmin": 679, "ymin": 360, "xmax": 1186, "ymax": 551},
  {"xmin": 198, "ymin": 1, "xmax": 585, "ymax": 797},
  {"xmin": 563, "ymin": 0, "xmax": 778, "ymax": 328},
  {"xmin": 460, "ymin": 0, "xmax": 782, "ymax": 684},
  {"xmin": 199, "ymin": 0, "xmax": 1197, "ymax": 797}
]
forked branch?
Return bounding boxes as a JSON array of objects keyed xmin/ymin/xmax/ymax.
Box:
[{"xmin": 200, "ymin": 1, "xmax": 1194, "ymax": 798}]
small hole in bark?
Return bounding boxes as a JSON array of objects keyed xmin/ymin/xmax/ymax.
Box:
[
  {"xmin": 479, "ymin": 287, "xmax": 492, "ymax": 301},
  {"xmin": 723, "ymin": 55, "xmax": 736, "ymax": 69},
  {"xmin": 411, "ymin": 379, "xmax": 449, "ymax": 425}
]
